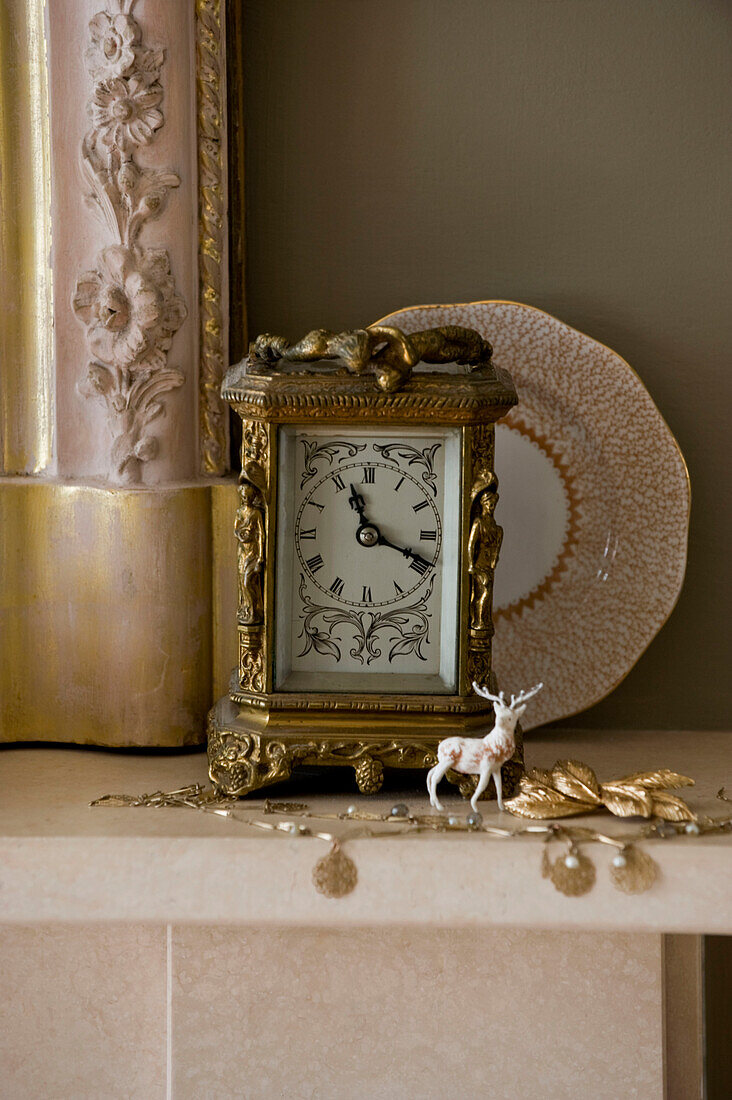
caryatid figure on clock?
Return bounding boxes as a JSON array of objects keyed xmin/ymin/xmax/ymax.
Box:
[{"xmin": 208, "ymin": 323, "xmax": 521, "ymax": 800}]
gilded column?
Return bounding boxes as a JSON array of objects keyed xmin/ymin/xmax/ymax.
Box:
[
  {"xmin": 0, "ymin": 0, "xmax": 53, "ymax": 474},
  {"xmin": 0, "ymin": 0, "xmax": 237, "ymax": 746}
]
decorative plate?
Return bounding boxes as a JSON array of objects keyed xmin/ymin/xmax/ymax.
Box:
[{"xmin": 375, "ymin": 301, "xmax": 690, "ymax": 729}]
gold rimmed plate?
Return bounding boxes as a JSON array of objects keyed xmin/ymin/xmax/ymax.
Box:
[{"xmin": 375, "ymin": 301, "xmax": 690, "ymax": 729}]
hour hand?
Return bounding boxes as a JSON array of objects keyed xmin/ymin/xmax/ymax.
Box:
[
  {"xmin": 349, "ymin": 484, "xmax": 381, "ymax": 547},
  {"xmin": 348, "ymin": 483, "xmax": 366, "ymax": 521}
]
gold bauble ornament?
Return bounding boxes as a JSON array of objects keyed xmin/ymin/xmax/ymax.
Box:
[
  {"xmin": 610, "ymin": 847, "xmax": 658, "ymax": 894},
  {"xmin": 312, "ymin": 843, "xmax": 358, "ymax": 898}
]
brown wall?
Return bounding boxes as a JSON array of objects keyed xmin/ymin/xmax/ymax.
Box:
[{"xmin": 240, "ymin": 0, "xmax": 731, "ymax": 729}]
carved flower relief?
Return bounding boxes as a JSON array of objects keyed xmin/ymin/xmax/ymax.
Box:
[
  {"xmin": 74, "ymin": 7, "xmax": 183, "ymax": 483},
  {"xmin": 86, "ymin": 12, "xmax": 139, "ymax": 78},
  {"xmin": 72, "ymin": 244, "xmax": 186, "ymax": 371},
  {"xmin": 92, "ymin": 73, "xmax": 163, "ymax": 154}
]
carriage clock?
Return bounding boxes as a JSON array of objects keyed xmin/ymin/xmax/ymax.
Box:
[{"xmin": 207, "ymin": 323, "xmax": 521, "ymax": 800}]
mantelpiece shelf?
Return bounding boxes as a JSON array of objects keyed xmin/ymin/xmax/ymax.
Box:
[{"xmin": 1, "ymin": 729, "xmax": 730, "ymax": 932}]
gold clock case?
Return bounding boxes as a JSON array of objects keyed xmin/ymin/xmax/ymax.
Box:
[{"xmin": 208, "ymin": 355, "xmax": 520, "ymax": 799}]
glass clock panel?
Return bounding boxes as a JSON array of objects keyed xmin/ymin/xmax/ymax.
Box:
[{"xmin": 275, "ymin": 425, "xmax": 462, "ymax": 693}]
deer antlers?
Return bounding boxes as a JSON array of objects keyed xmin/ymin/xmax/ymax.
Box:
[
  {"xmin": 472, "ymin": 681, "xmax": 544, "ymax": 709},
  {"xmin": 511, "ymin": 683, "xmax": 544, "ymax": 707}
]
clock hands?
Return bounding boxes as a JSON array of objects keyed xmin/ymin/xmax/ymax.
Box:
[
  {"xmin": 348, "ymin": 483, "xmax": 380, "ymax": 547},
  {"xmin": 348, "ymin": 483, "xmax": 433, "ymax": 571}
]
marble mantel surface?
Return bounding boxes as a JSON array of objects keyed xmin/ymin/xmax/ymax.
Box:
[{"xmin": 0, "ymin": 729, "xmax": 730, "ymax": 931}]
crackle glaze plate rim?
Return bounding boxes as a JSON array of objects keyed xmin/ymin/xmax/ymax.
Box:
[{"xmin": 373, "ymin": 300, "xmax": 691, "ymax": 730}]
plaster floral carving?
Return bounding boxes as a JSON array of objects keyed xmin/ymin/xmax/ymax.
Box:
[
  {"xmin": 73, "ymin": 0, "xmax": 187, "ymax": 485},
  {"xmin": 74, "ymin": 245, "xmax": 186, "ymax": 371},
  {"xmin": 86, "ymin": 12, "xmax": 140, "ymax": 78},
  {"xmin": 92, "ymin": 74, "xmax": 163, "ymax": 152}
]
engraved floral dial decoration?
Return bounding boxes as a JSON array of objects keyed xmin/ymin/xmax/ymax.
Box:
[
  {"xmin": 300, "ymin": 439, "xmax": 366, "ymax": 488},
  {"xmin": 298, "ymin": 575, "xmax": 434, "ymax": 665},
  {"xmin": 72, "ymin": 0, "xmax": 187, "ymax": 485}
]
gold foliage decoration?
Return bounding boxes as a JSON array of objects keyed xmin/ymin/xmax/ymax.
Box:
[{"xmin": 506, "ymin": 761, "xmax": 695, "ymax": 821}]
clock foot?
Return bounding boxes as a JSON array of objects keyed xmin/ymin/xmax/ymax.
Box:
[
  {"xmin": 207, "ymin": 699, "xmax": 294, "ymax": 798},
  {"xmin": 353, "ymin": 756, "xmax": 384, "ymax": 795}
]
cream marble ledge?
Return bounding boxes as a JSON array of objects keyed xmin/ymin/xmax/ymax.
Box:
[{"xmin": 0, "ymin": 729, "xmax": 730, "ymax": 932}]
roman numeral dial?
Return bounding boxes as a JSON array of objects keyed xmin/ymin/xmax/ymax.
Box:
[{"xmin": 293, "ymin": 456, "xmax": 442, "ymax": 608}]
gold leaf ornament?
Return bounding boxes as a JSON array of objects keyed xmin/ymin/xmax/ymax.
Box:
[
  {"xmin": 617, "ymin": 769, "xmax": 694, "ymax": 791},
  {"xmin": 508, "ymin": 783, "xmax": 586, "ymax": 819},
  {"xmin": 598, "ymin": 784, "xmax": 654, "ymax": 818},
  {"xmin": 551, "ymin": 760, "xmax": 601, "ymax": 804},
  {"xmin": 648, "ymin": 791, "xmax": 697, "ymax": 822},
  {"xmin": 526, "ymin": 767, "xmax": 555, "ymax": 787},
  {"xmin": 506, "ymin": 759, "xmax": 695, "ymax": 822}
]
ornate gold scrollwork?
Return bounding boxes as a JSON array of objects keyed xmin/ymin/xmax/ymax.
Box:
[
  {"xmin": 208, "ymin": 709, "xmax": 441, "ymax": 797},
  {"xmin": 238, "ymin": 630, "xmax": 265, "ymax": 694},
  {"xmin": 208, "ymin": 703, "xmax": 523, "ymax": 800},
  {"xmin": 208, "ymin": 716, "xmax": 292, "ymax": 795},
  {"xmin": 241, "ymin": 419, "xmax": 269, "ymax": 497},
  {"xmin": 249, "ymin": 324, "xmax": 493, "ymax": 393},
  {"xmin": 196, "ymin": 0, "xmax": 229, "ymax": 476},
  {"xmin": 467, "ymin": 648, "xmax": 493, "ymax": 689}
]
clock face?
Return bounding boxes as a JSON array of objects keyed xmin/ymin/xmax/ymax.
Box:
[{"xmin": 275, "ymin": 426, "xmax": 462, "ymax": 694}]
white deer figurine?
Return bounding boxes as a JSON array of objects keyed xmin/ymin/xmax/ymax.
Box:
[{"xmin": 427, "ymin": 682, "xmax": 543, "ymax": 812}]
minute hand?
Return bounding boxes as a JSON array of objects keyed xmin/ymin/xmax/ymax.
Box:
[{"xmin": 376, "ymin": 532, "xmax": 432, "ymax": 569}]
